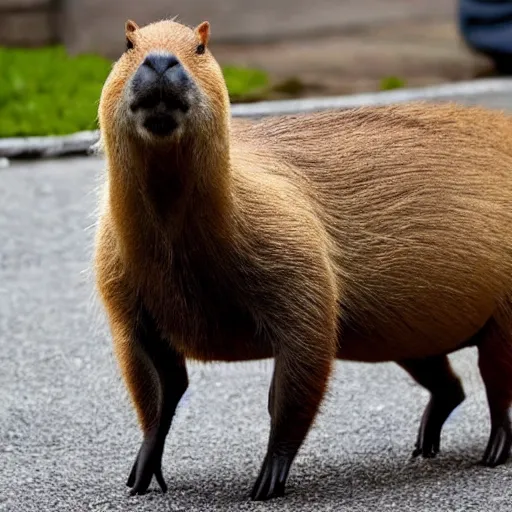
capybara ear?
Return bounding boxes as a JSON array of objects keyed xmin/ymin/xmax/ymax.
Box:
[
  {"xmin": 195, "ymin": 21, "xmax": 210, "ymax": 47},
  {"xmin": 125, "ymin": 20, "xmax": 139, "ymax": 35}
]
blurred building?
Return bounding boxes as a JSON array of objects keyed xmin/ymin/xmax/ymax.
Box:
[{"xmin": 0, "ymin": 0, "xmax": 454, "ymax": 58}]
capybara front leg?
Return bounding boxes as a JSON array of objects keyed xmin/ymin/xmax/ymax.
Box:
[
  {"xmin": 126, "ymin": 307, "xmax": 189, "ymax": 495},
  {"xmin": 251, "ymin": 353, "xmax": 333, "ymax": 501}
]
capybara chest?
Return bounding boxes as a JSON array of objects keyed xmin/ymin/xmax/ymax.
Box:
[{"xmin": 139, "ymin": 256, "xmax": 272, "ymax": 362}]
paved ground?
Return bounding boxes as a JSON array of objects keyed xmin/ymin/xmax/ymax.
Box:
[{"xmin": 2, "ymin": 91, "xmax": 512, "ymax": 511}]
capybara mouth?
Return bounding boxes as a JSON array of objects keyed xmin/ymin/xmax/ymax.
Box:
[
  {"xmin": 130, "ymin": 89, "xmax": 190, "ymax": 114},
  {"xmin": 142, "ymin": 114, "xmax": 179, "ymax": 136}
]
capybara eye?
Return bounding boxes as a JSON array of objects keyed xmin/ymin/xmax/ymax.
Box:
[
  {"xmin": 126, "ymin": 38, "xmax": 134, "ymax": 51},
  {"xmin": 196, "ymin": 44, "xmax": 205, "ymax": 55}
]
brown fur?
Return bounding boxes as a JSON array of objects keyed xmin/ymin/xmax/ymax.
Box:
[{"xmin": 94, "ymin": 18, "xmax": 512, "ymax": 500}]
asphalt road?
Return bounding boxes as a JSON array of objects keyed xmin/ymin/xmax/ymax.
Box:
[{"xmin": 2, "ymin": 102, "xmax": 512, "ymax": 510}]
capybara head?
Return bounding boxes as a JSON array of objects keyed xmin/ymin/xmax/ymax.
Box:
[{"xmin": 99, "ymin": 19, "xmax": 230, "ymax": 143}]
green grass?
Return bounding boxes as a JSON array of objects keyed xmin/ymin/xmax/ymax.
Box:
[
  {"xmin": 379, "ymin": 75, "xmax": 406, "ymax": 91},
  {"xmin": 0, "ymin": 46, "xmax": 270, "ymax": 138},
  {"xmin": 221, "ymin": 65, "xmax": 269, "ymax": 100}
]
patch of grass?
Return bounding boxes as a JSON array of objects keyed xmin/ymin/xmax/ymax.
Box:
[
  {"xmin": 222, "ymin": 65, "xmax": 270, "ymax": 102},
  {"xmin": 379, "ymin": 75, "xmax": 406, "ymax": 91},
  {"xmin": 0, "ymin": 46, "xmax": 270, "ymax": 138},
  {"xmin": 0, "ymin": 46, "xmax": 111, "ymax": 137}
]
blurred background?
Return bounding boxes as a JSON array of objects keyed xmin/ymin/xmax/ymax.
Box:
[{"xmin": 0, "ymin": 0, "xmax": 510, "ymax": 138}]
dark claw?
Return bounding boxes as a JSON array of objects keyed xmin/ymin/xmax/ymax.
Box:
[
  {"xmin": 251, "ymin": 452, "xmax": 293, "ymax": 501},
  {"xmin": 412, "ymin": 442, "xmax": 439, "ymax": 459},
  {"xmin": 126, "ymin": 452, "xmax": 140, "ymax": 487},
  {"xmin": 412, "ymin": 402, "xmax": 441, "ymax": 459},
  {"xmin": 127, "ymin": 432, "xmax": 168, "ymax": 495},
  {"xmin": 154, "ymin": 466, "xmax": 168, "ymax": 493},
  {"xmin": 480, "ymin": 421, "xmax": 511, "ymax": 467},
  {"xmin": 412, "ymin": 390, "xmax": 464, "ymax": 459}
]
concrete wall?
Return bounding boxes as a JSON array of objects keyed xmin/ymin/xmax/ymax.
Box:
[{"xmin": 0, "ymin": 0, "xmax": 456, "ymax": 56}]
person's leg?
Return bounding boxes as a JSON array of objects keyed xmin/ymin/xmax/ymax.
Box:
[{"xmin": 459, "ymin": 0, "xmax": 512, "ymax": 74}]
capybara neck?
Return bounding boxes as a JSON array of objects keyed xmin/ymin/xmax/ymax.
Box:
[{"xmin": 104, "ymin": 123, "xmax": 233, "ymax": 265}]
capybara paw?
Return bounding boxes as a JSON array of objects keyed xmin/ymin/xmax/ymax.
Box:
[
  {"xmin": 412, "ymin": 390, "xmax": 465, "ymax": 460},
  {"xmin": 250, "ymin": 451, "xmax": 292, "ymax": 501},
  {"xmin": 127, "ymin": 435, "xmax": 168, "ymax": 495},
  {"xmin": 412, "ymin": 441, "xmax": 439, "ymax": 459},
  {"xmin": 480, "ymin": 422, "xmax": 511, "ymax": 467}
]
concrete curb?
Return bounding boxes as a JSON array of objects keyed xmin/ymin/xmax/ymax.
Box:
[
  {"xmin": 2, "ymin": 78, "xmax": 512, "ymax": 160},
  {"xmin": 0, "ymin": 130, "xmax": 101, "ymax": 160}
]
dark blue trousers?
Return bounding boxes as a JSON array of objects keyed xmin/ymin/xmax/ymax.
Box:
[{"xmin": 459, "ymin": 0, "xmax": 512, "ymax": 68}]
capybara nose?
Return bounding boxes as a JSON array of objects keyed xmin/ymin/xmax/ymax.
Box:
[
  {"xmin": 130, "ymin": 51, "xmax": 191, "ymax": 115},
  {"xmin": 143, "ymin": 53, "xmax": 179, "ymax": 75}
]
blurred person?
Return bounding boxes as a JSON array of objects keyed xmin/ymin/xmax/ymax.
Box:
[{"xmin": 459, "ymin": 0, "xmax": 512, "ymax": 74}]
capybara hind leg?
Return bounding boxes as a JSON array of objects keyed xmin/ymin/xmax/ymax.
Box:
[
  {"xmin": 250, "ymin": 353, "xmax": 333, "ymax": 501},
  {"xmin": 125, "ymin": 307, "xmax": 189, "ymax": 495},
  {"xmin": 398, "ymin": 355, "xmax": 465, "ymax": 458},
  {"xmin": 478, "ymin": 314, "xmax": 512, "ymax": 467}
]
